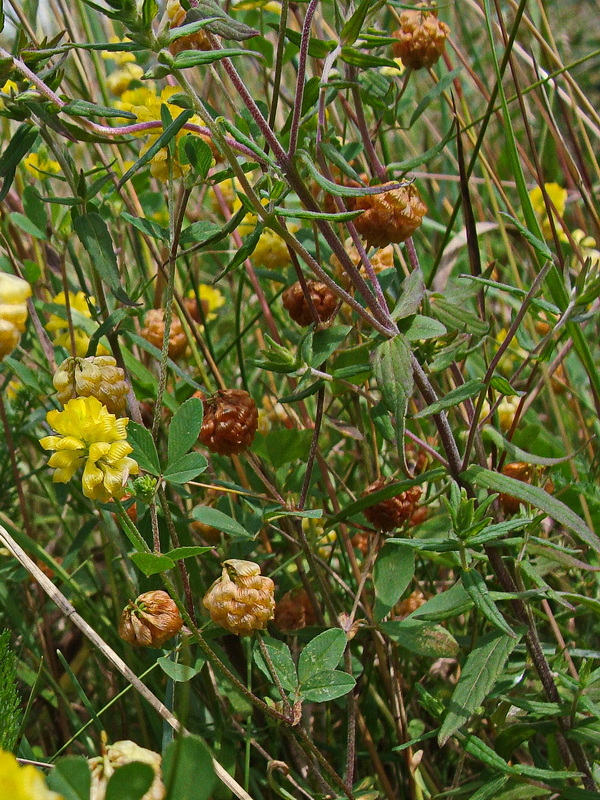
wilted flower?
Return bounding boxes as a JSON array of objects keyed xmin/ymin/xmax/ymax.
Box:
[
  {"xmin": 203, "ymin": 559, "xmax": 275, "ymax": 636},
  {"xmin": 53, "ymin": 355, "xmax": 129, "ymax": 415},
  {"xmin": 89, "ymin": 739, "xmax": 165, "ymax": 800},
  {"xmin": 198, "ymin": 388, "xmax": 258, "ymax": 455},
  {"xmin": 0, "ymin": 271, "xmax": 31, "ymax": 360},
  {"xmin": 39, "ymin": 396, "xmax": 138, "ymax": 501},
  {"xmin": 348, "ymin": 183, "xmax": 427, "ymax": 248},
  {"xmin": 118, "ymin": 591, "xmax": 183, "ymax": 648},
  {"xmin": 0, "ymin": 750, "xmax": 62, "ymax": 800}
]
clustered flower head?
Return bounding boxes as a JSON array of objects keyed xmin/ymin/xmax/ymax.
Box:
[
  {"xmin": 348, "ymin": 183, "xmax": 427, "ymax": 248},
  {"xmin": 0, "ymin": 749, "xmax": 62, "ymax": 800},
  {"xmin": 0, "ymin": 271, "xmax": 31, "ymax": 360},
  {"xmin": 23, "ymin": 151, "xmax": 61, "ymax": 178},
  {"xmin": 53, "ymin": 355, "xmax": 130, "ymax": 415},
  {"xmin": 89, "ymin": 739, "xmax": 165, "ymax": 800},
  {"xmin": 184, "ymin": 283, "xmax": 226, "ymax": 324},
  {"xmin": 118, "ymin": 590, "xmax": 183, "ymax": 648},
  {"xmin": 203, "ymin": 559, "xmax": 275, "ymax": 636},
  {"xmin": 529, "ymin": 182, "xmax": 568, "ymax": 241},
  {"xmin": 392, "ymin": 4, "xmax": 450, "ymax": 70},
  {"xmin": 39, "ymin": 396, "xmax": 139, "ymax": 502}
]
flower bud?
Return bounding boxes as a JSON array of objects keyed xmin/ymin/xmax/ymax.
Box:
[
  {"xmin": 118, "ymin": 591, "xmax": 183, "ymax": 648},
  {"xmin": 203, "ymin": 559, "xmax": 275, "ymax": 636}
]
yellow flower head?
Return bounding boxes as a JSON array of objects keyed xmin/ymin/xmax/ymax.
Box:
[
  {"xmin": 0, "ymin": 271, "xmax": 31, "ymax": 359},
  {"xmin": 0, "ymin": 80, "xmax": 18, "ymax": 111},
  {"xmin": 572, "ymin": 229, "xmax": 600, "ymax": 269},
  {"xmin": 0, "ymin": 750, "xmax": 63, "ymax": 800},
  {"xmin": 40, "ymin": 396, "xmax": 139, "ymax": 502},
  {"xmin": 107, "ymin": 63, "xmax": 144, "ymax": 96},
  {"xmin": 529, "ymin": 182, "xmax": 568, "ymax": 241},
  {"xmin": 45, "ymin": 291, "xmax": 108, "ymax": 357},
  {"xmin": 101, "ymin": 36, "xmax": 137, "ymax": 66},
  {"xmin": 187, "ymin": 284, "xmax": 226, "ymax": 322},
  {"xmin": 24, "ymin": 152, "xmax": 61, "ymax": 178}
]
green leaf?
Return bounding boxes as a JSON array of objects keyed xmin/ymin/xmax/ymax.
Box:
[
  {"xmin": 391, "ymin": 268, "xmax": 425, "ymax": 321},
  {"xmin": 105, "ymin": 762, "xmax": 154, "ymax": 800},
  {"xmin": 47, "ymin": 756, "xmax": 91, "ymax": 800},
  {"xmin": 414, "ymin": 380, "xmax": 486, "ymax": 419},
  {"xmin": 164, "ymin": 452, "xmax": 208, "ymax": 484},
  {"xmin": 461, "ymin": 775, "xmax": 508, "ymax": 800},
  {"xmin": 179, "ymin": 221, "xmax": 223, "ymax": 248},
  {"xmin": 185, "ymin": 1, "xmax": 259, "ymax": 40},
  {"xmin": 167, "ymin": 397, "xmax": 204, "ymax": 465},
  {"xmin": 163, "ymin": 736, "xmax": 216, "ymax": 800},
  {"xmin": 300, "ymin": 670, "xmax": 356, "ymax": 703},
  {"xmin": 372, "ymin": 334, "xmax": 413, "ymax": 475},
  {"xmin": 182, "ymin": 135, "xmax": 212, "ymax": 178},
  {"xmin": 298, "ymin": 629, "xmax": 347, "ymax": 683},
  {"xmin": 0, "ymin": 123, "xmax": 38, "ymax": 202},
  {"xmin": 461, "ymin": 734, "xmax": 514, "ymax": 774},
  {"xmin": 164, "ymin": 546, "xmax": 211, "ymax": 561},
  {"xmin": 438, "ymin": 631, "xmax": 518, "ymax": 745},
  {"xmin": 404, "ymin": 580, "xmax": 472, "ymax": 621},
  {"xmin": 191, "ymin": 506, "xmax": 252, "ymax": 538},
  {"xmin": 127, "ymin": 421, "xmax": 161, "ymax": 476},
  {"xmin": 275, "ymin": 25, "xmax": 337, "ymax": 58},
  {"xmin": 215, "ymin": 223, "xmax": 263, "ymax": 281},
  {"xmin": 388, "ymin": 123, "xmax": 455, "ymax": 173},
  {"xmin": 62, "ymin": 98, "xmax": 137, "ymax": 119},
  {"xmin": 481, "ymin": 426, "xmax": 572, "ymax": 467},
  {"xmin": 9, "ymin": 211, "xmax": 46, "ymax": 240},
  {"xmin": 341, "ymin": 46, "xmax": 400, "ymax": 70},
  {"xmin": 380, "ymin": 619, "xmax": 459, "ymax": 658},
  {"xmin": 254, "ymin": 637, "xmax": 299, "ymax": 691},
  {"xmin": 409, "ymin": 68, "xmax": 462, "ymax": 128},
  {"xmin": 172, "ymin": 47, "xmax": 255, "ymax": 69},
  {"xmin": 430, "ymin": 295, "xmax": 489, "ymax": 337},
  {"xmin": 463, "ymin": 464, "xmax": 600, "ymax": 553},
  {"xmin": 273, "ymin": 206, "xmax": 363, "ymax": 222},
  {"xmin": 158, "ymin": 655, "xmax": 206, "ymax": 682},
  {"xmin": 73, "ymin": 212, "xmax": 120, "ymax": 292},
  {"xmin": 500, "ymin": 211, "xmax": 553, "ymax": 261},
  {"xmin": 373, "ymin": 544, "xmax": 415, "ymax": 622},
  {"xmin": 341, "ymin": 0, "xmax": 374, "ymax": 45},
  {"xmin": 130, "ymin": 552, "xmax": 175, "ymax": 577},
  {"xmin": 461, "ymin": 568, "xmax": 517, "ymax": 638},
  {"xmin": 260, "ymin": 428, "xmax": 313, "ymax": 469},
  {"xmin": 122, "ymin": 211, "xmax": 169, "ymax": 241},
  {"xmin": 401, "ymin": 314, "xmax": 447, "ymax": 342},
  {"xmin": 308, "ymin": 326, "xmax": 352, "ymax": 367}
]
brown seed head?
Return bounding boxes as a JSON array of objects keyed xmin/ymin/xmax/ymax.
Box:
[
  {"xmin": 203, "ymin": 559, "xmax": 275, "ymax": 636},
  {"xmin": 118, "ymin": 590, "xmax": 183, "ymax": 648},
  {"xmin": 199, "ymin": 388, "xmax": 258, "ymax": 455},
  {"xmin": 392, "ymin": 5, "xmax": 450, "ymax": 70},
  {"xmin": 53, "ymin": 355, "xmax": 129, "ymax": 415},
  {"xmin": 363, "ymin": 477, "xmax": 422, "ymax": 532},
  {"xmin": 140, "ymin": 308, "xmax": 187, "ymax": 360},
  {"xmin": 274, "ymin": 587, "xmax": 317, "ymax": 631},
  {"xmin": 282, "ymin": 280, "xmax": 338, "ymax": 327},
  {"xmin": 348, "ymin": 183, "xmax": 427, "ymax": 248}
]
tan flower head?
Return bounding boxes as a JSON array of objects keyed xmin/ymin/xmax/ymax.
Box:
[
  {"xmin": 203, "ymin": 559, "xmax": 275, "ymax": 636},
  {"xmin": 118, "ymin": 591, "xmax": 183, "ymax": 648}
]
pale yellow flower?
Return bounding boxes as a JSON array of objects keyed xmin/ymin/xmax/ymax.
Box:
[
  {"xmin": 40, "ymin": 396, "xmax": 139, "ymax": 502},
  {"xmin": 233, "ymin": 0, "xmax": 282, "ymax": 12},
  {"xmin": 498, "ymin": 395, "xmax": 519, "ymax": 432},
  {"xmin": 0, "ymin": 271, "xmax": 31, "ymax": 359},
  {"xmin": 24, "ymin": 152, "xmax": 61, "ymax": 178},
  {"xmin": 529, "ymin": 183, "xmax": 568, "ymax": 241},
  {"xmin": 0, "ymin": 750, "xmax": 63, "ymax": 800},
  {"xmin": 45, "ymin": 291, "xmax": 108, "ymax": 357},
  {"xmin": 101, "ymin": 36, "xmax": 137, "ymax": 66},
  {"xmin": 380, "ymin": 58, "xmax": 406, "ymax": 76},
  {"xmin": 572, "ymin": 229, "xmax": 600, "ymax": 269},
  {"xmin": 107, "ymin": 63, "xmax": 144, "ymax": 96}
]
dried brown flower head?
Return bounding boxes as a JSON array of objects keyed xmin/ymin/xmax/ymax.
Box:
[
  {"xmin": 282, "ymin": 280, "xmax": 338, "ymax": 327},
  {"xmin": 274, "ymin": 587, "xmax": 317, "ymax": 631},
  {"xmin": 392, "ymin": 5, "xmax": 450, "ymax": 70},
  {"xmin": 363, "ymin": 477, "xmax": 422, "ymax": 532},
  {"xmin": 140, "ymin": 308, "xmax": 187, "ymax": 360},
  {"xmin": 118, "ymin": 590, "xmax": 183, "ymax": 648},
  {"xmin": 199, "ymin": 388, "xmax": 258, "ymax": 455},
  {"xmin": 203, "ymin": 559, "xmax": 275, "ymax": 636},
  {"xmin": 348, "ymin": 183, "xmax": 427, "ymax": 248}
]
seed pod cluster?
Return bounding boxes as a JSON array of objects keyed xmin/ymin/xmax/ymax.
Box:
[
  {"xmin": 282, "ymin": 280, "xmax": 338, "ymax": 327},
  {"xmin": 274, "ymin": 587, "xmax": 317, "ymax": 631},
  {"xmin": 348, "ymin": 184, "xmax": 427, "ymax": 248},
  {"xmin": 53, "ymin": 355, "xmax": 129, "ymax": 415},
  {"xmin": 392, "ymin": 5, "xmax": 450, "ymax": 70},
  {"xmin": 203, "ymin": 559, "xmax": 275, "ymax": 636},
  {"xmin": 363, "ymin": 477, "xmax": 422, "ymax": 532},
  {"xmin": 118, "ymin": 590, "xmax": 183, "ymax": 648},
  {"xmin": 199, "ymin": 388, "xmax": 258, "ymax": 455},
  {"xmin": 140, "ymin": 308, "xmax": 187, "ymax": 360}
]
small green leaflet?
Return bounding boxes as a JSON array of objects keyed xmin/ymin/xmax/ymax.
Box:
[{"xmin": 372, "ymin": 334, "xmax": 413, "ymax": 475}]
